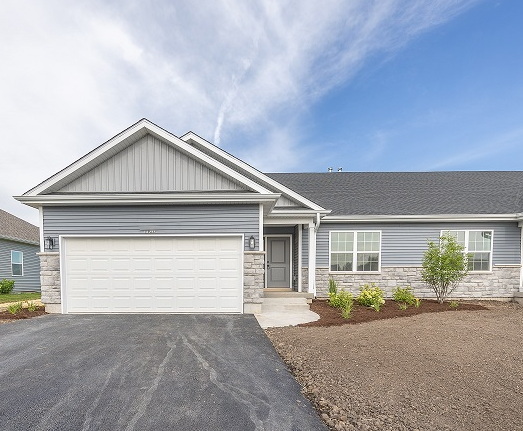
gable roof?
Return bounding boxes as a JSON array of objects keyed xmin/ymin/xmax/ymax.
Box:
[
  {"xmin": 267, "ymin": 171, "xmax": 523, "ymax": 217},
  {"xmin": 0, "ymin": 209, "xmax": 39, "ymax": 245},
  {"xmin": 22, "ymin": 119, "xmax": 272, "ymax": 197},
  {"xmin": 180, "ymin": 132, "xmax": 326, "ymax": 212}
]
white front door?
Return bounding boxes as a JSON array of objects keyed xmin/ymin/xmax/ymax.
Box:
[
  {"xmin": 266, "ymin": 236, "xmax": 291, "ymax": 288},
  {"xmin": 61, "ymin": 236, "xmax": 243, "ymax": 313}
]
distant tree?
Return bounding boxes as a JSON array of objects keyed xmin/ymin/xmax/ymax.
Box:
[{"xmin": 421, "ymin": 233, "xmax": 469, "ymax": 304}]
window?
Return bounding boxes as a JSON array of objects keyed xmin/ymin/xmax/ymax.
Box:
[
  {"xmin": 443, "ymin": 230, "xmax": 493, "ymax": 272},
  {"xmin": 330, "ymin": 231, "xmax": 381, "ymax": 272},
  {"xmin": 11, "ymin": 251, "xmax": 23, "ymax": 276}
]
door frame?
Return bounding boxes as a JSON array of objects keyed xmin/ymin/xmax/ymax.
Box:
[{"xmin": 264, "ymin": 234, "xmax": 293, "ymax": 289}]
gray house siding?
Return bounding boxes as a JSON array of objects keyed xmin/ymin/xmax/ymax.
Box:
[
  {"xmin": 315, "ymin": 222, "xmax": 521, "ymax": 267},
  {"xmin": 0, "ymin": 239, "xmax": 40, "ymax": 292},
  {"xmin": 58, "ymin": 134, "xmax": 247, "ymax": 193},
  {"xmin": 43, "ymin": 204, "xmax": 260, "ymax": 251}
]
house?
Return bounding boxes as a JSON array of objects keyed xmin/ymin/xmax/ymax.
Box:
[
  {"xmin": 16, "ymin": 119, "xmax": 523, "ymax": 313},
  {"xmin": 0, "ymin": 209, "xmax": 40, "ymax": 292}
]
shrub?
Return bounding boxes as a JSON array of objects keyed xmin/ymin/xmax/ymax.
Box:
[
  {"xmin": 7, "ymin": 302, "xmax": 23, "ymax": 314},
  {"xmin": 26, "ymin": 301, "xmax": 38, "ymax": 312},
  {"xmin": 327, "ymin": 280, "xmax": 354, "ymax": 319},
  {"xmin": 0, "ymin": 279, "xmax": 15, "ymax": 294},
  {"xmin": 392, "ymin": 286, "xmax": 418, "ymax": 308},
  {"xmin": 421, "ymin": 234, "xmax": 468, "ymax": 304},
  {"xmin": 449, "ymin": 300, "xmax": 460, "ymax": 308},
  {"xmin": 398, "ymin": 302, "xmax": 408, "ymax": 310},
  {"xmin": 357, "ymin": 283, "xmax": 385, "ymax": 312}
]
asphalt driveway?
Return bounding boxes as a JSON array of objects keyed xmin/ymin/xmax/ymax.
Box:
[{"xmin": 0, "ymin": 314, "xmax": 327, "ymax": 431}]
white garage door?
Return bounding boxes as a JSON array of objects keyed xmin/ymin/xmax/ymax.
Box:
[{"xmin": 62, "ymin": 236, "xmax": 243, "ymax": 313}]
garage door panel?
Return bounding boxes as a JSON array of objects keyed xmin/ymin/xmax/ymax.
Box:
[{"xmin": 63, "ymin": 236, "xmax": 243, "ymax": 313}]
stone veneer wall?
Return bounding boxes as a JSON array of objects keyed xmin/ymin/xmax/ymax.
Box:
[
  {"xmin": 303, "ymin": 265, "xmax": 520, "ymax": 300},
  {"xmin": 243, "ymin": 251, "xmax": 265, "ymax": 313},
  {"xmin": 38, "ymin": 252, "xmax": 61, "ymax": 313}
]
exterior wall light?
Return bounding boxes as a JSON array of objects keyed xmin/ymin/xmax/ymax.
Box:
[
  {"xmin": 249, "ymin": 235, "xmax": 256, "ymax": 250},
  {"xmin": 44, "ymin": 236, "xmax": 55, "ymax": 250}
]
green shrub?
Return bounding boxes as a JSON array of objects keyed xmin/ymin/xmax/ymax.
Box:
[
  {"xmin": 357, "ymin": 283, "xmax": 385, "ymax": 312},
  {"xmin": 7, "ymin": 302, "xmax": 23, "ymax": 314},
  {"xmin": 449, "ymin": 300, "xmax": 460, "ymax": 308},
  {"xmin": 327, "ymin": 281, "xmax": 354, "ymax": 319},
  {"xmin": 0, "ymin": 279, "xmax": 15, "ymax": 294},
  {"xmin": 392, "ymin": 286, "xmax": 418, "ymax": 308},
  {"xmin": 26, "ymin": 301, "xmax": 38, "ymax": 312},
  {"xmin": 398, "ymin": 302, "xmax": 408, "ymax": 310}
]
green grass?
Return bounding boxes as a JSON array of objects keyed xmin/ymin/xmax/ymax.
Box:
[{"xmin": 0, "ymin": 292, "xmax": 41, "ymax": 304}]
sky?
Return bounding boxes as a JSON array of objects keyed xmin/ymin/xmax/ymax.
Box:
[{"xmin": 1, "ymin": 0, "xmax": 522, "ymax": 225}]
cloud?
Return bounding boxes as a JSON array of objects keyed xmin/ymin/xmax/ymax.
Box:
[
  {"xmin": 425, "ymin": 127, "xmax": 523, "ymax": 171},
  {"xmin": 0, "ymin": 0, "xmax": 479, "ymax": 223}
]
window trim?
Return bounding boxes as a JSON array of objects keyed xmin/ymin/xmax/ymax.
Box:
[
  {"xmin": 441, "ymin": 229, "xmax": 493, "ymax": 273},
  {"xmin": 11, "ymin": 250, "xmax": 24, "ymax": 277},
  {"xmin": 329, "ymin": 230, "xmax": 382, "ymax": 273}
]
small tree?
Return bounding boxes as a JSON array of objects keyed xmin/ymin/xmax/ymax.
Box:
[{"xmin": 421, "ymin": 233, "xmax": 468, "ymax": 304}]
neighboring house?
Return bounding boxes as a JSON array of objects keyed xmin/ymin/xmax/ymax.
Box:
[
  {"xmin": 16, "ymin": 119, "xmax": 523, "ymax": 313},
  {"xmin": 0, "ymin": 209, "xmax": 40, "ymax": 292}
]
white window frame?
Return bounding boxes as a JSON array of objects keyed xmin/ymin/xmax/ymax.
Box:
[
  {"xmin": 11, "ymin": 250, "xmax": 24, "ymax": 277},
  {"xmin": 441, "ymin": 230, "xmax": 493, "ymax": 273},
  {"xmin": 329, "ymin": 230, "xmax": 382, "ymax": 273}
]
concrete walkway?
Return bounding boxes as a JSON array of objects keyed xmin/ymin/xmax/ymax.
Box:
[{"xmin": 254, "ymin": 296, "xmax": 320, "ymax": 329}]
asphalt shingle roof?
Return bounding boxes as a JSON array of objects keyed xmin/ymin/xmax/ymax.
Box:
[
  {"xmin": 266, "ymin": 171, "xmax": 523, "ymax": 216},
  {"xmin": 0, "ymin": 209, "xmax": 39, "ymax": 244}
]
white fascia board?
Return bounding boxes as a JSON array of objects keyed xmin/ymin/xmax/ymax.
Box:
[
  {"xmin": 268, "ymin": 209, "xmax": 331, "ymax": 217},
  {"xmin": 24, "ymin": 119, "xmax": 272, "ymax": 197},
  {"xmin": 0, "ymin": 235, "xmax": 39, "ymax": 246},
  {"xmin": 322, "ymin": 214, "xmax": 520, "ymax": 223},
  {"xmin": 180, "ymin": 131, "xmax": 326, "ymax": 212},
  {"xmin": 15, "ymin": 193, "xmax": 280, "ymax": 208}
]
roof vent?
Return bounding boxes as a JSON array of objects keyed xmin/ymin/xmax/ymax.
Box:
[
  {"xmin": 338, "ymin": 167, "xmax": 343, "ymax": 172},
  {"xmin": 327, "ymin": 167, "xmax": 333, "ymax": 172}
]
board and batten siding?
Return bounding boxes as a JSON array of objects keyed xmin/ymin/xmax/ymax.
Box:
[
  {"xmin": 58, "ymin": 134, "xmax": 247, "ymax": 193},
  {"xmin": 43, "ymin": 205, "xmax": 260, "ymax": 251},
  {"xmin": 303, "ymin": 222, "xmax": 521, "ymax": 267},
  {"xmin": 0, "ymin": 239, "xmax": 40, "ymax": 291}
]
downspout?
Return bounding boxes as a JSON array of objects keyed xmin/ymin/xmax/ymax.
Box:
[{"xmin": 520, "ymin": 223, "xmax": 523, "ymax": 292}]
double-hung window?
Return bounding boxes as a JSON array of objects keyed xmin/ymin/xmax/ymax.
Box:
[
  {"xmin": 11, "ymin": 251, "xmax": 23, "ymax": 276},
  {"xmin": 330, "ymin": 231, "xmax": 381, "ymax": 272},
  {"xmin": 443, "ymin": 230, "xmax": 493, "ymax": 272}
]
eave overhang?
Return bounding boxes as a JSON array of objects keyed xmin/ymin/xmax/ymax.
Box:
[
  {"xmin": 15, "ymin": 193, "xmax": 281, "ymax": 212},
  {"xmin": 323, "ymin": 214, "xmax": 523, "ymax": 223}
]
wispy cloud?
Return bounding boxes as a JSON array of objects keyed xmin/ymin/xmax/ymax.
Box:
[
  {"xmin": 425, "ymin": 127, "xmax": 523, "ymax": 171},
  {"xmin": 0, "ymin": 0, "xmax": 479, "ymax": 222}
]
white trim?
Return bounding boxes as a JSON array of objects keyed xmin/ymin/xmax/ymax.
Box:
[
  {"xmin": 308, "ymin": 223, "xmax": 316, "ymax": 296},
  {"xmin": 259, "ymin": 204, "xmax": 264, "ymax": 252},
  {"xmin": 59, "ymin": 233, "xmax": 245, "ymax": 314},
  {"xmin": 520, "ymin": 225, "xmax": 523, "ymax": 291},
  {"xmin": 38, "ymin": 207, "xmax": 44, "ymax": 252},
  {"xmin": 10, "ymin": 250, "xmax": 24, "ymax": 277},
  {"xmin": 180, "ymin": 131, "xmax": 326, "ymax": 211},
  {"xmin": 16, "ymin": 193, "xmax": 281, "ymax": 208},
  {"xmin": 328, "ymin": 230, "xmax": 382, "ymax": 273},
  {"xmin": 23, "ymin": 119, "xmax": 273, "ymax": 197},
  {"xmin": 441, "ymin": 229, "xmax": 494, "ymax": 272},
  {"xmin": 323, "ymin": 214, "xmax": 520, "ymax": 223},
  {"xmin": 264, "ymin": 235, "xmax": 293, "ymax": 289},
  {"xmin": 298, "ymin": 224, "xmax": 303, "ymax": 293}
]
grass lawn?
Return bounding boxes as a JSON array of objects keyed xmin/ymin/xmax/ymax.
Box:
[{"xmin": 0, "ymin": 292, "xmax": 41, "ymax": 304}]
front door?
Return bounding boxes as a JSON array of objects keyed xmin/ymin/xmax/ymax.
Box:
[{"xmin": 266, "ymin": 236, "xmax": 291, "ymax": 288}]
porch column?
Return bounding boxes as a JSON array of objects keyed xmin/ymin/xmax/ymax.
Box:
[{"xmin": 308, "ymin": 221, "xmax": 317, "ymax": 296}]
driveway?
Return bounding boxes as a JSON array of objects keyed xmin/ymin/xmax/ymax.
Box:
[{"xmin": 0, "ymin": 314, "xmax": 327, "ymax": 431}]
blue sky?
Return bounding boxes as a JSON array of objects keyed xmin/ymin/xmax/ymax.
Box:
[{"xmin": 1, "ymin": 0, "xmax": 522, "ymax": 224}]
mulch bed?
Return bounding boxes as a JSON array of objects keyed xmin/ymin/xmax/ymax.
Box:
[
  {"xmin": 300, "ymin": 299, "xmax": 487, "ymax": 327},
  {"xmin": 0, "ymin": 307, "xmax": 47, "ymax": 321}
]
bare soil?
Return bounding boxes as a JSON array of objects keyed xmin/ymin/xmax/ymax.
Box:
[
  {"xmin": 0, "ymin": 307, "xmax": 46, "ymax": 324},
  {"xmin": 267, "ymin": 301, "xmax": 523, "ymax": 431}
]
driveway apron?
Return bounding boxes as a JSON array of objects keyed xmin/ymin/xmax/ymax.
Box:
[{"xmin": 0, "ymin": 315, "xmax": 327, "ymax": 431}]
